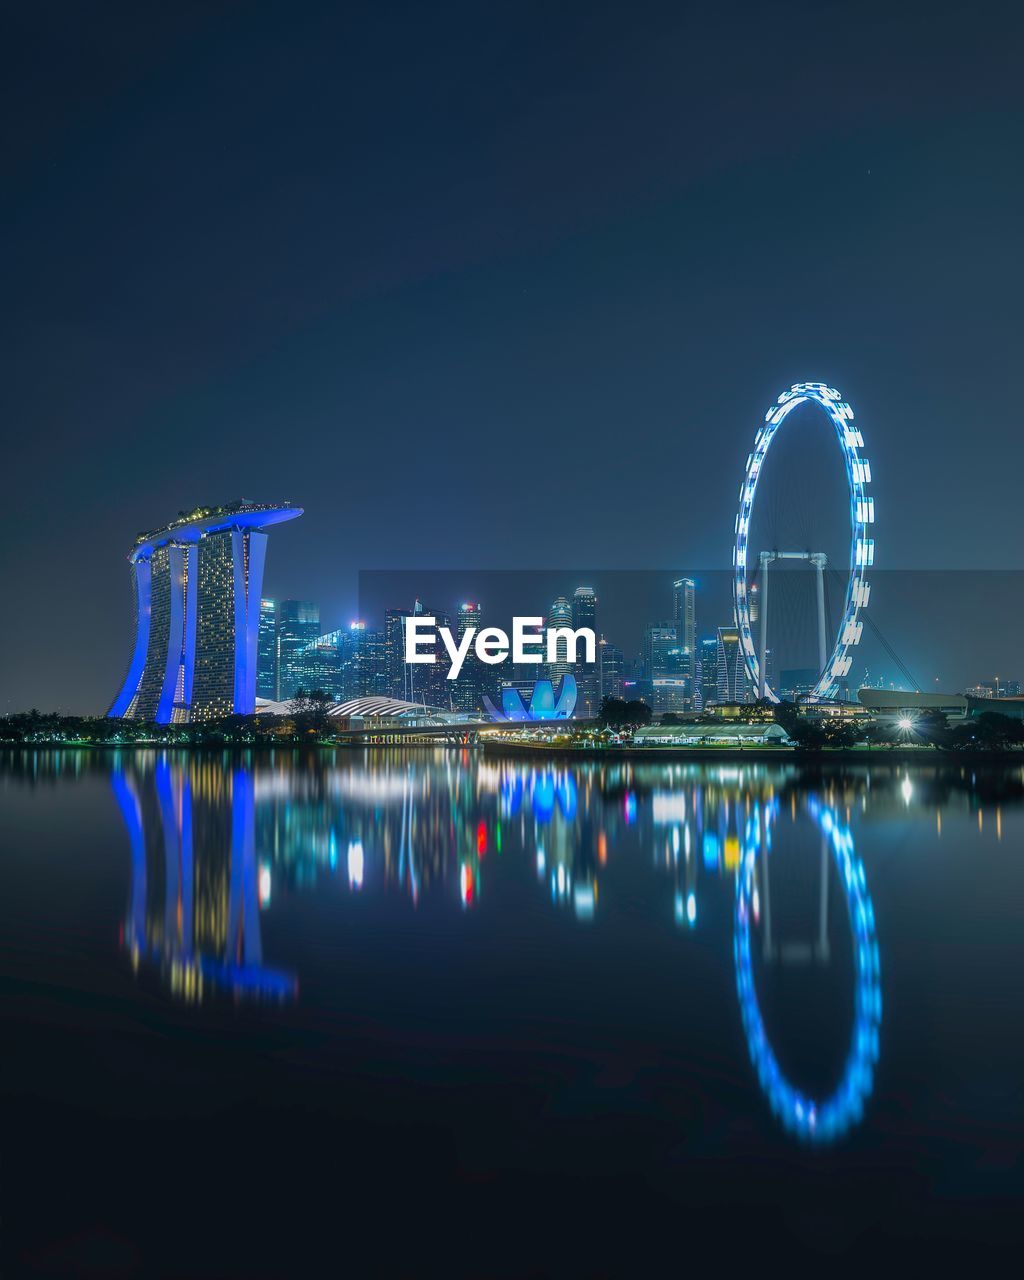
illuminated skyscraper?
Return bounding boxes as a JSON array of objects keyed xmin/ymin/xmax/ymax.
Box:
[
  {"xmin": 256, "ymin": 598, "xmax": 277, "ymax": 700},
  {"xmin": 598, "ymin": 637, "xmax": 624, "ymax": 702},
  {"xmin": 546, "ymin": 595, "xmax": 574, "ymax": 688},
  {"xmin": 296, "ymin": 628, "xmax": 352, "ymax": 700},
  {"xmin": 697, "ymin": 636, "xmax": 718, "ymax": 710},
  {"xmin": 108, "ymin": 501, "xmax": 302, "ymax": 723},
  {"xmin": 384, "ymin": 606, "xmax": 412, "ymax": 699},
  {"xmin": 411, "ymin": 600, "xmax": 452, "ymax": 707},
  {"xmin": 644, "ymin": 621, "xmax": 688, "ymax": 714},
  {"xmin": 716, "ymin": 626, "xmax": 748, "ymax": 704},
  {"xmin": 453, "ymin": 602, "xmax": 486, "ymax": 713},
  {"xmin": 572, "ymin": 587, "xmax": 599, "ymax": 717},
  {"xmin": 672, "ymin": 577, "xmax": 697, "ymax": 707},
  {"xmin": 276, "ymin": 600, "xmax": 320, "ymax": 700},
  {"xmin": 357, "ymin": 626, "xmax": 388, "ymax": 698}
]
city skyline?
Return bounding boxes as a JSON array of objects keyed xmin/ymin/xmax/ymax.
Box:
[{"xmin": 4, "ymin": 3, "xmax": 1024, "ymax": 713}]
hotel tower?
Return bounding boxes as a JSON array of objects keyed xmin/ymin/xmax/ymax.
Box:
[{"xmin": 108, "ymin": 501, "xmax": 302, "ymax": 723}]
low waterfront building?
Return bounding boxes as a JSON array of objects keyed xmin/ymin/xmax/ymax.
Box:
[{"xmin": 633, "ymin": 722, "xmax": 791, "ymax": 747}]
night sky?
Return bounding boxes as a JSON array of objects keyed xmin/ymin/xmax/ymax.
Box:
[{"xmin": 3, "ymin": 1, "xmax": 1023, "ymax": 712}]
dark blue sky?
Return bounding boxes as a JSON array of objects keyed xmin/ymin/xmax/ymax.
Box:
[{"xmin": 3, "ymin": 1, "xmax": 1023, "ymax": 711}]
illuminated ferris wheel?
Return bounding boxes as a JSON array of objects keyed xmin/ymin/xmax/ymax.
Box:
[{"xmin": 733, "ymin": 382, "xmax": 874, "ymax": 703}]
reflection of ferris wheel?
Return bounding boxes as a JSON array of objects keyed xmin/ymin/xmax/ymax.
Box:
[
  {"xmin": 733, "ymin": 382, "xmax": 874, "ymax": 702},
  {"xmin": 734, "ymin": 797, "xmax": 881, "ymax": 1143}
]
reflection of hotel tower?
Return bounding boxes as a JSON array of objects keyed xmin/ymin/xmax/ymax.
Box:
[
  {"xmin": 111, "ymin": 758, "xmax": 295, "ymax": 1002},
  {"xmin": 108, "ymin": 501, "xmax": 302, "ymax": 723}
]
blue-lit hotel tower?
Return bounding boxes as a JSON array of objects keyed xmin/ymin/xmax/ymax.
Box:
[{"xmin": 108, "ymin": 501, "xmax": 302, "ymax": 723}]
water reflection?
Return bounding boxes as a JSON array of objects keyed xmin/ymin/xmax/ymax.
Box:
[
  {"xmin": 111, "ymin": 757, "xmax": 298, "ymax": 1003},
  {"xmin": 735, "ymin": 796, "xmax": 881, "ymax": 1143},
  {"xmin": 7, "ymin": 749, "xmax": 1024, "ymax": 1145}
]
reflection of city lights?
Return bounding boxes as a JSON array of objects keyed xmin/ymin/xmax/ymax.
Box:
[
  {"xmin": 598, "ymin": 832, "xmax": 608, "ymax": 865},
  {"xmin": 653, "ymin": 792, "xmax": 686, "ymax": 824},
  {"xmin": 477, "ymin": 821, "xmax": 487, "ymax": 856},
  {"xmin": 624, "ymin": 793, "xmax": 637, "ymax": 825},
  {"xmin": 460, "ymin": 862, "xmax": 474, "ymax": 907},
  {"xmin": 347, "ymin": 839, "xmax": 364, "ymax": 889},
  {"xmin": 536, "ymin": 845, "xmax": 546, "ymax": 876},
  {"xmin": 901, "ymin": 777, "xmax": 913, "ymax": 805},
  {"xmin": 724, "ymin": 834, "xmax": 740, "ymax": 871},
  {"xmin": 686, "ymin": 892, "xmax": 697, "ymax": 925},
  {"xmin": 573, "ymin": 882, "xmax": 595, "ymax": 921},
  {"xmin": 258, "ymin": 864, "xmax": 272, "ymax": 907}
]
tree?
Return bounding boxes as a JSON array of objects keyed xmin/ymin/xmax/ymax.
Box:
[
  {"xmin": 598, "ymin": 696, "xmax": 652, "ymax": 729},
  {"xmin": 288, "ymin": 688, "xmax": 335, "ymax": 738},
  {"xmin": 949, "ymin": 711, "xmax": 1024, "ymax": 751}
]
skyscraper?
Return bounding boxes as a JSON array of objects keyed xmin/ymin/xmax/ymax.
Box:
[
  {"xmin": 673, "ymin": 577, "xmax": 696, "ymax": 705},
  {"xmin": 256, "ymin": 598, "xmax": 277, "ymax": 700},
  {"xmin": 409, "ymin": 600, "xmax": 452, "ymax": 707},
  {"xmin": 276, "ymin": 600, "xmax": 320, "ymax": 700},
  {"xmin": 385, "ymin": 601, "xmax": 451, "ymax": 705},
  {"xmin": 453, "ymin": 602, "xmax": 486, "ymax": 713},
  {"xmin": 356, "ymin": 625, "xmax": 388, "ymax": 698},
  {"xmin": 545, "ymin": 595, "xmax": 574, "ymax": 690},
  {"xmin": 572, "ymin": 587, "xmax": 599, "ymax": 716},
  {"xmin": 644, "ymin": 621, "xmax": 689, "ymax": 715},
  {"xmin": 108, "ymin": 501, "xmax": 302, "ymax": 723},
  {"xmin": 598, "ymin": 637, "xmax": 624, "ymax": 703},
  {"xmin": 697, "ymin": 635, "xmax": 718, "ymax": 711},
  {"xmin": 716, "ymin": 626, "xmax": 748, "ymax": 704},
  {"xmin": 384, "ymin": 607, "xmax": 412, "ymax": 699}
]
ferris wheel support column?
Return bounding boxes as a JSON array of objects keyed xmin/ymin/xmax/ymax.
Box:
[
  {"xmin": 811, "ymin": 553, "xmax": 828, "ymax": 678},
  {"xmin": 757, "ymin": 551, "xmax": 771, "ymax": 701}
]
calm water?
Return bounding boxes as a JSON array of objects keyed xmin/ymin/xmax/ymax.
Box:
[{"xmin": 2, "ymin": 748, "xmax": 1023, "ymax": 1275}]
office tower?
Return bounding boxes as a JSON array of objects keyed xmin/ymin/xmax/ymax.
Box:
[
  {"xmin": 598, "ymin": 637, "xmax": 624, "ymax": 703},
  {"xmin": 672, "ymin": 577, "xmax": 696, "ymax": 694},
  {"xmin": 716, "ymin": 626, "xmax": 749, "ymax": 704},
  {"xmin": 357, "ymin": 626, "xmax": 388, "ymax": 698},
  {"xmin": 256, "ymin": 598, "xmax": 277, "ymax": 700},
  {"xmin": 276, "ymin": 600, "xmax": 320, "ymax": 700},
  {"xmin": 545, "ymin": 595, "xmax": 574, "ymax": 689},
  {"xmin": 409, "ymin": 599, "xmax": 452, "ymax": 707},
  {"xmin": 697, "ymin": 635, "xmax": 718, "ymax": 710},
  {"xmin": 643, "ymin": 621, "xmax": 689, "ymax": 715},
  {"xmin": 109, "ymin": 501, "xmax": 302, "ymax": 724},
  {"xmin": 453, "ymin": 602, "xmax": 486, "ymax": 713},
  {"xmin": 572, "ymin": 587, "xmax": 599, "ymax": 717},
  {"xmin": 384, "ymin": 607, "xmax": 412, "ymax": 699},
  {"xmin": 296, "ymin": 630, "xmax": 346, "ymax": 700}
]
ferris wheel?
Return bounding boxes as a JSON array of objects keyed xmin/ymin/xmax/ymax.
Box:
[{"xmin": 732, "ymin": 382, "xmax": 874, "ymax": 703}]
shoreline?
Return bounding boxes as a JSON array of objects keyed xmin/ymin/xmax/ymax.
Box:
[{"xmin": 2, "ymin": 740, "xmax": 1022, "ymax": 764}]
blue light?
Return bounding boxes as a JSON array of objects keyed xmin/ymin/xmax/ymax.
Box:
[
  {"xmin": 734, "ymin": 797, "xmax": 881, "ymax": 1143},
  {"xmin": 487, "ymin": 675, "xmax": 578, "ymax": 722},
  {"xmin": 108, "ymin": 559, "xmax": 152, "ymax": 717}
]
